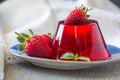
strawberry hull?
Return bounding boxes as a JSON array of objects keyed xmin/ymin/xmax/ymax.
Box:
[{"xmin": 52, "ymin": 20, "xmax": 111, "ymax": 61}]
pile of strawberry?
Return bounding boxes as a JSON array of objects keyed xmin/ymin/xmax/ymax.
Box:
[{"xmin": 15, "ymin": 5, "xmax": 92, "ymax": 61}]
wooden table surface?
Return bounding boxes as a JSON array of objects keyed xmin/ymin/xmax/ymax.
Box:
[{"xmin": 4, "ymin": 60, "xmax": 120, "ymax": 80}]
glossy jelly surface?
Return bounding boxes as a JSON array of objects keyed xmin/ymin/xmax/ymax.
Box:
[{"xmin": 52, "ymin": 20, "xmax": 111, "ymax": 61}]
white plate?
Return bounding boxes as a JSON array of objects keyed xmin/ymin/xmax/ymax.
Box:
[{"xmin": 9, "ymin": 44, "xmax": 120, "ymax": 70}]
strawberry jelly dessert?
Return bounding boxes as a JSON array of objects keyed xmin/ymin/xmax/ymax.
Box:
[
  {"xmin": 52, "ymin": 6, "xmax": 111, "ymax": 61},
  {"xmin": 52, "ymin": 20, "xmax": 111, "ymax": 61}
]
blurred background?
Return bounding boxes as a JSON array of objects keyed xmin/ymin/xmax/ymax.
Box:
[{"xmin": 0, "ymin": 0, "xmax": 119, "ymax": 47}]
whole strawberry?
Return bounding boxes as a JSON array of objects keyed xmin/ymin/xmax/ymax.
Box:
[
  {"xmin": 64, "ymin": 5, "xmax": 93, "ymax": 25},
  {"xmin": 15, "ymin": 29, "xmax": 54, "ymax": 59},
  {"xmin": 41, "ymin": 33, "xmax": 52, "ymax": 46}
]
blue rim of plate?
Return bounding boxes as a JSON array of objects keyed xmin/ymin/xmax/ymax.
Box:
[{"xmin": 9, "ymin": 44, "xmax": 120, "ymax": 63}]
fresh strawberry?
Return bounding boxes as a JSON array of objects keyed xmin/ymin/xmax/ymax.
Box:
[
  {"xmin": 15, "ymin": 29, "xmax": 54, "ymax": 59},
  {"xmin": 41, "ymin": 34, "xmax": 52, "ymax": 46},
  {"xmin": 65, "ymin": 9, "xmax": 86, "ymax": 25},
  {"xmin": 25, "ymin": 35, "xmax": 53, "ymax": 58},
  {"xmin": 64, "ymin": 5, "xmax": 93, "ymax": 25}
]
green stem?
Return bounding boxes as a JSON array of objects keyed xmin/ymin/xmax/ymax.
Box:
[
  {"xmin": 15, "ymin": 32, "xmax": 27, "ymax": 40},
  {"xmin": 88, "ymin": 8, "xmax": 93, "ymax": 11},
  {"xmin": 28, "ymin": 29, "xmax": 34, "ymax": 36}
]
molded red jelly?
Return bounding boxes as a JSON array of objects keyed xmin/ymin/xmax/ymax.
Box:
[{"xmin": 52, "ymin": 20, "xmax": 111, "ymax": 61}]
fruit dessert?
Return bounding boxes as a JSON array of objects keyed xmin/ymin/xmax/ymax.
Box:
[
  {"xmin": 15, "ymin": 29, "xmax": 55, "ymax": 59},
  {"xmin": 15, "ymin": 5, "xmax": 111, "ymax": 62},
  {"xmin": 52, "ymin": 5, "xmax": 111, "ymax": 61}
]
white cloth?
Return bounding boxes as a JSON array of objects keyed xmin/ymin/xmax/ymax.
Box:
[
  {"xmin": 0, "ymin": 0, "xmax": 120, "ymax": 80},
  {"xmin": 88, "ymin": 0, "xmax": 120, "ymax": 13},
  {"xmin": 0, "ymin": 44, "xmax": 5, "ymax": 80},
  {"xmin": 89, "ymin": 8, "xmax": 120, "ymax": 47},
  {"xmin": 0, "ymin": 22, "xmax": 5, "ymax": 80},
  {"xmin": 0, "ymin": 0, "xmax": 56, "ymax": 46}
]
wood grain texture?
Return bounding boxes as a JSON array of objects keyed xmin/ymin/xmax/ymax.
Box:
[{"xmin": 4, "ymin": 60, "xmax": 120, "ymax": 80}]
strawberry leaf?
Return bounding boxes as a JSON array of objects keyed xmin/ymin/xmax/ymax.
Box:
[
  {"xmin": 78, "ymin": 56, "xmax": 91, "ymax": 62},
  {"xmin": 83, "ymin": 7, "xmax": 86, "ymax": 11},
  {"xmin": 86, "ymin": 15, "xmax": 90, "ymax": 18},
  {"xmin": 19, "ymin": 44, "xmax": 25, "ymax": 51},
  {"xmin": 60, "ymin": 52, "xmax": 75, "ymax": 60},
  {"xmin": 48, "ymin": 33, "xmax": 53, "ymax": 38},
  {"xmin": 17, "ymin": 36, "xmax": 26, "ymax": 43},
  {"xmin": 15, "ymin": 32, "xmax": 27, "ymax": 41},
  {"xmin": 29, "ymin": 29, "xmax": 34, "ymax": 35},
  {"xmin": 21, "ymin": 33, "xmax": 30, "ymax": 38}
]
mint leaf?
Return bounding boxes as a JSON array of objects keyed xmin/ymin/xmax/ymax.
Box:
[
  {"xmin": 74, "ymin": 54, "xmax": 79, "ymax": 61},
  {"xmin": 60, "ymin": 52, "xmax": 75, "ymax": 60},
  {"xmin": 78, "ymin": 56, "xmax": 91, "ymax": 62},
  {"xmin": 60, "ymin": 52, "xmax": 91, "ymax": 62}
]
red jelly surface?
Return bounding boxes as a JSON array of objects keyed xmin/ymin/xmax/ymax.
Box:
[{"xmin": 52, "ymin": 20, "xmax": 111, "ymax": 61}]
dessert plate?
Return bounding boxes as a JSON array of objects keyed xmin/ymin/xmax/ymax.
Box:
[{"xmin": 9, "ymin": 44, "xmax": 120, "ymax": 70}]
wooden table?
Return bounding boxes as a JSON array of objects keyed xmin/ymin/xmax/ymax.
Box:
[{"xmin": 4, "ymin": 60, "xmax": 120, "ymax": 80}]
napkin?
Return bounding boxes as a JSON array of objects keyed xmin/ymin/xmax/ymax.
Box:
[
  {"xmin": 0, "ymin": 23, "xmax": 5, "ymax": 80},
  {"xmin": 0, "ymin": 0, "xmax": 56, "ymax": 47},
  {"xmin": 89, "ymin": 8, "xmax": 120, "ymax": 47},
  {"xmin": 0, "ymin": 43, "xmax": 5, "ymax": 80}
]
